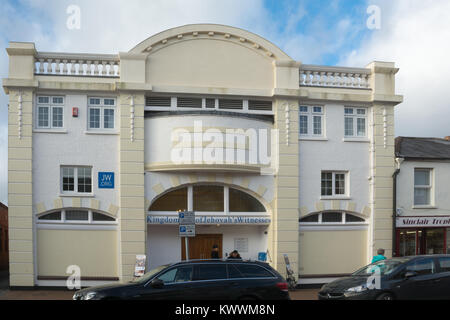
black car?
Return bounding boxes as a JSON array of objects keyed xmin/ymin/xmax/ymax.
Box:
[
  {"xmin": 73, "ymin": 259, "xmax": 290, "ymax": 300},
  {"xmin": 319, "ymin": 254, "xmax": 450, "ymax": 300}
]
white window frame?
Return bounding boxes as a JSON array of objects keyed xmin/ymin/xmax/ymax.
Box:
[
  {"xmin": 414, "ymin": 168, "xmax": 434, "ymax": 207},
  {"xmin": 321, "ymin": 171, "xmax": 349, "ymax": 198},
  {"xmin": 299, "ymin": 212, "xmax": 367, "ymax": 226},
  {"xmin": 36, "ymin": 96, "xmax": 65, "ymax": 129},
  {"xmin": 36, "ymin": 209, "xmax": 117, "ymax": 225},
  {"xmin": 60, "ymin": 166, "xmax": 93, "ymax": 195},
  {"xmin": 299, "ymin": 105, "xmax": 324, "ymax": 137},
  {"xmin": 344, "ymin": 107, "xmax": 367, "ymax": 137},
  {"xmin": 88, "ymin": 97, "xmax": 116, "ymax": 130}
]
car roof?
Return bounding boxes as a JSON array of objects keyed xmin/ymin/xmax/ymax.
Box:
[{"xmin": 172, "ymin": 259, "xmax": 269, "ymax": 265}]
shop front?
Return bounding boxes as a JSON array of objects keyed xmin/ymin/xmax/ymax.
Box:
[{"xmin": 396, "ymin": 216, "xmax": 450, "ymax": 256}]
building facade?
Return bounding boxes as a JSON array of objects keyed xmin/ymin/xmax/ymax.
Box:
[
  {"xmin": 3, "ymin": 24, "xmax": 402, "ymax": 287},
  {"xmin": 395, "ymin": 137, "xmax": 450, "ymax": 257}
]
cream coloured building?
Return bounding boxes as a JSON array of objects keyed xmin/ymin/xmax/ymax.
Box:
[{"xmin": 3, "ymin": 24, "xmax": 403, "ymax": 287}]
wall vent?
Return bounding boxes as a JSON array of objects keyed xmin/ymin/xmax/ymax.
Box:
[
  {"xmin": 248, "ymin": 100, "xmax": 272, "ymax": 111},
  {"xmin": 177, "ymin": 97, "xmax": 202, "ymax": 108},
  {"xmin": 218, "ymin": 99, "xmax": 243, "ymax": 110},
  {"xmin": 146, "ymin": 96, "xmax": 171, "ymax": 107}
]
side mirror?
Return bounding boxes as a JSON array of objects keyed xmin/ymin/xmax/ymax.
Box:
[
  {"xmin": 150, "ymin": 278, "xmax": 164, "ymax": 289},
  {"xmin": 405, "ymin": 271, "xmax": 418, "ymax": 279}
]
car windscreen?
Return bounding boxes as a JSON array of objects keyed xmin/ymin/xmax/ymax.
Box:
[
  {"xmin": 132, "ymin": 264, "xmax": 169, "ymax": 284},
  {"xmin": 352, "ymin": 259, "xmax": 408, "ymax": 276}
]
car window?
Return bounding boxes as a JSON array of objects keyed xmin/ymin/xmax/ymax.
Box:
[
  {"xmin": 227, "ymin": 265, "xmax": 244, "ymax": 279},
  {"xmin": 194, "ymin": 264, "xmax": 227, "ymax": 280},
  {"xmin": 158, "ymin": 266, "xmax": 193, "ymax": 283},
  {"xmin": 406, "ymin": 258, "xmax": 435, "ymax": 276},
  {"xmin": 233, "ymin": 264, "xmax": 275, "ymax": 278},
  {"xmin": 438, "ymin": 257, "xmax": 450, "ymax": 272}
]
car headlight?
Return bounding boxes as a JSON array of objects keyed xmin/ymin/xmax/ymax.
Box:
[
  {"xmin": 346, "ymin": 285, "xmax": 368, "ymax": 293},
  {"xmin": 83, "ymin": 292, "xmax": 98, "ymax": 300}
]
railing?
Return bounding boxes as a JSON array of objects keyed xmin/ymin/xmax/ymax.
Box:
[
  {"xmin": 34, "ymin": 52, "xmax": 120, "ymax": 77},
  {"xmin": 300, "ymin": 64, "xmax": 371, "ymax": 89}
]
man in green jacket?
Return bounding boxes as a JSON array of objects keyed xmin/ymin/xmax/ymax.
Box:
[{"xmin": 372, "ymin": 248, "xmax": 387, "ymax": 263}]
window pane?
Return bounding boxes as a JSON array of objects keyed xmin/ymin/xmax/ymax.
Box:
[
  {"xmin": 345, "ymin": 214, "xmax": 365, "ymax": 222},
  {"xmin": 160, "ymin": 266, "xmax": 193, "ymax": 283},
  {"xmin": 406, "ymin": 258, "xmax": 435, "ymax": 275},
  {"xmin": 62, "ymin": 167, "xmax": 74, "ymax": 191},
  {"xmin": 313, "ymin": 116, "xmax": 322, "ymax": 135},
  {"xmin": 356, "ymin": 118, "xmax": 365, "ymax": 136},
  {"xmin": 38, "ymin": 96, "xmax": 49, "ymax": 104},
  {"xmin": 322, "ymin": 212, "xmax": 343, "ymax": 223},
  {"xmin": 414, "ymin": 170, "xmax": 430, "ymax": 186},
  {"xmin": 357, "ymin": 108, "xmax": 366, "ymax": 115},
  {"xmin": 335, "ymin": 173, "xmax": 345, "ymax": 195},
  {"xmin": 195, "ymin": 264, "xmax": 227, "ymax": 280},
  {"xmin": 313, "ymin": 106, "xmax": 322, "ymax": 113},
  {"xmin": 77, "ymin": 167, "xmax": 92, "ymax": 193},
  {"xmin": 321, "ymin": 172, "xmax": 332, "ymax": 196},
  {"xmin": 229, "ymin": 188, "xmax": 265, "ymax": 212},
  {"xmin": 38, "ymin": 106, "xmax": 49, "ymax": 127},
  {"xmin": 228, "ymin": 265, "xmax": 244, "ymax": 279},
  {"xmin": 38, "ymin": 212, "xmax": 62, "ymax": 220},
  {"xmin": 149, "ymin": 188, "xmax": 187, "ymax": 211},
  {"xmin": 300, "ymin": 214, "xmax": 319, "ymax": 223},
  {"xmin": 344, "ymin": 108, "xmax": 353, "ymax": 114},
  {"xmin": 233, "ymin": 264, "xmax": 274, "ymax": 278},
  {"xmin": 414, "ymin": 188, "xmax": 430, "ymax": 205},
  {"xmin": 104, "ymin": 109, "xmax": 115, "ymax": 129},
  {"xmin": 65, "ymin": 210, "xmax": 89, "ymax": 221},
  {"xmin": 89, "ymin": 98, "xmax": 101, "ymax": 105},
  {"xmin": 438, "ymin": 257, "xmax": 450, "ymax": 272},
  {"xmin": 104, "ymin": 99, "xmax": 115, "ymax": 106},
  {"xmin": 299, "ymin": 115, "xmax": 308, "ymax": 134},
  {"xmin": 92, "ymin": 212, "xmax": 115, "ymax": 222},
  {"xmin": 52, "ymin": 97, "xmax": 64, "ymax": 104},
  {"xmin": 300, "ymin": 106, "xmax": 308, "ymax": 113},
  {"xmin": 345, "ymin": 117, "xmax": 354, "ymax": 136},
  {"xmin": 89, "ymin": 108, "xmax": 101, "ymax": 128},
  {"xmin": 52, "ymin": 107, "xmax": 63, "ymax": 127},
  {"xmin": 193, "ymin": 186, "xmax": 224, "ymax": 212}
]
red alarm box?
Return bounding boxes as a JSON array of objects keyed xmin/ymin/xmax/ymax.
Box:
[{"xmin": 72, "ymin": 107, "xmax": 78, "ymax": 117}]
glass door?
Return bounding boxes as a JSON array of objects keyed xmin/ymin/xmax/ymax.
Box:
[{"xmin": 399, "ymin": 230, "xmax": 417, "ymax": 256}]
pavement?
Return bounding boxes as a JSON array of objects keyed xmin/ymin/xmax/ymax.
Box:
[{"xmin": 0, "ymin": 271, "xmax": 319, "ymax": 300}]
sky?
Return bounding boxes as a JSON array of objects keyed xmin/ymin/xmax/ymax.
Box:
[{"xmin": 0, "ymin": 0, "xmax": 449, "ymax": 204}]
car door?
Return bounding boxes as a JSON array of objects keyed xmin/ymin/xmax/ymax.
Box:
[
  {"xmin": 393, "ymin": 258, "xmax": 440, "ymax": 300},
  {"xmin": 137, "ymin": 265, "xmax": 195, "ymax": 300},
  {"xmin": 189, "ymin": 263, "xmax": 231, "ymax": 300},
  {"xmin": 230, "ymin": 263, "xmax": 278, "ymax": 299},
  {"xmin": 434, "ymin": 256, "xmax": 450, "ymax": 299}
]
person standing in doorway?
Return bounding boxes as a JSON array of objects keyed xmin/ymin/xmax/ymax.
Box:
[
  {"xmin": 372, "ymin": 248, "xmax": 387, "ymax": 263},
  {"xmin": 211, "ymin": 244, "xmax": 220, "ymax": 259},
  {"xmin": 227, "ymin": 250, "xmax": 242, "ymax": 260}
]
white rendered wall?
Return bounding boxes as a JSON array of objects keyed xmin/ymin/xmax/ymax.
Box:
[
  {"xmin": 32, "ymin": 93, "xmax": 119, "ymax": 213},
  {"xmin": 299, "ymin": 103, "xmax": 371, "ymax": 216},
  {"xmin": 397, "ymin": 160, "xmax": 450, "ymax": 217}
]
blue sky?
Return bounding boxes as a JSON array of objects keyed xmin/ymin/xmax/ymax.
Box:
[{"xmin": 1, "ymin": 0, "xmax": 450, "ymax": 204}]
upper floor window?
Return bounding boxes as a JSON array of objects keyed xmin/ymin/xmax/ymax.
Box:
[
  {"xmin": 61, "ymin": 166, "xmax": 92, "ymax": 194},
  {"xmin": 344, "ymin": 107, "xmax": 366, "ymax": 137},
  {"xmin": 414, "ymin": 168, "xmax": 433, "ymax": 206},
  {"xmin": 299, "ymin": 105, "xmax": 324, "ymax": 137},
  {"xmin": 321, "ymin": 171, "xmax": 347, "ymax": 197},
  {"xmin": 300, "ymin": 211, "xmax": 365, "ymax": 224},
  {"xmin": 36, "ymin": 96, "xmax": 64, "ymax": 129},
  {"xmin": 88, "ymin": 97, "xmax": 116, "ymax": 130}
]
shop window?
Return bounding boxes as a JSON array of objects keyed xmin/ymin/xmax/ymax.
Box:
[
  {"xmin": 149, "ymin": 187, "xmax": 188, "ymax": 211},
  {"xmin": 193, "ymin": 186, "xmax": 224, "ymax": 212},
  {"xmin": 229, "ymin": 188, "xmax": 265, "ymax": 212}
]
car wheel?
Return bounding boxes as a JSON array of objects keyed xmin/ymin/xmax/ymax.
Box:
[{"xmin": 376, "ymin": 293, "xmax": 394, "ymax": 300}]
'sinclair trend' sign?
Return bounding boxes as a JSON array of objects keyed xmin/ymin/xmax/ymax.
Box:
[{"xmin": 396, "ymin": 216, "xmax": 450, "ymax": 228}]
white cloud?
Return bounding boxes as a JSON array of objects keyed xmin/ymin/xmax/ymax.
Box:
[{"xmin": 339, "ymin": 0, "xmax": 450, "ymax": 138}]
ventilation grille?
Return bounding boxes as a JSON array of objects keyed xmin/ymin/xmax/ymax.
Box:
[
  {"xmin": 146, "ymin": 96, "xmax": 171, "ymax": 107},
  {"xmin": 205, "ymin": 98, "xmax": 216, "ymax": 108},
  {"xmin": 248, "ymin": 100, "xmax": 272, "ymax": 111},
  {"xmin": 218, "ymin": 99, "xmax": 243, "ymax": 110},
  {"xmin": 177, "ymin": 97, "xmax": 202, "ymax": 108}
]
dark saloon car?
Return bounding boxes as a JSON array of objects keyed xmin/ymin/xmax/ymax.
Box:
[
  {"xmin": 73, "ymin": 259, "xmax": 290, "ymax": 300},
  {"xmin": 319, "ymin": 255, "xmax": 450, "ymax": 300}
]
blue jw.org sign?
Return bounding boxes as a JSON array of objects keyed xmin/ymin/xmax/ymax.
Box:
[{"xmin": 98, "ymin": 172, "xmax": 114, "ymax": 189}]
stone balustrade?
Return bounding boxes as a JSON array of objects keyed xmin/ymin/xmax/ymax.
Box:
[
  {"xmin": 34, "ymin": 52, "xmax": 120, "ymax": 77},
  {"xmin": 300, "ymin": 64, "xmax": 371, "ymax": 89}
]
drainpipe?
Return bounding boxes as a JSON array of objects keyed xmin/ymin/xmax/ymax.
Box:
[{"xmin": 392, "ymin": 157, "xmax": 404, "ymax": 257}]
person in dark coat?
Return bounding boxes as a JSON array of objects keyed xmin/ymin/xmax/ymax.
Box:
[
  {"xmin": 211, "ymin": 244, "xmax": 220, "ymax": 259},
  {"xmin": 227, "ymin": 250, "xmax": 242, "ymax": 260}
]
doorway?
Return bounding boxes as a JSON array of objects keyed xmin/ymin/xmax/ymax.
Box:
[{"xmin": 181, "ymin": 234, "xmax": 223, "ymax": 260}]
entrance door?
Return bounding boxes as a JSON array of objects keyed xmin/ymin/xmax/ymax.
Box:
[{"xmin": 181, "ymin": 234, "xmax": 223, "ymax": 260}]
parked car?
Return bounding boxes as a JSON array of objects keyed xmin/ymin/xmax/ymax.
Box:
[
  {"xmin": 73, "ymin": 259, "xmax": 290, "ymax": 300},
  {"xmin": 318, "ymin": 254, "xmax": 450, "ymax": 300}
]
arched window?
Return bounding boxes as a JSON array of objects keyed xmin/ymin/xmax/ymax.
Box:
[
  {"xmin": 37, "ymin": 209, "xmax": 116, "ymax": 224},
  {"xmin": 149, "ymin": 185, "xmax": 266, "ymax": 213},
  {"xmin": 299, "ymin": 211, "xmax": 365, "ymax": 224}
]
